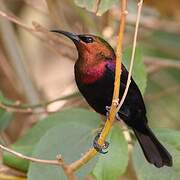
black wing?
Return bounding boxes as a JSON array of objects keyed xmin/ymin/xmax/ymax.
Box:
[{"xmin": 106, "ymin": 63, "xmax": 147, "ymax": 126}]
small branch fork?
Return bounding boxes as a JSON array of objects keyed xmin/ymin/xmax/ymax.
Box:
[
  {"xmin": 0, "ymin": 145, "xmax": 76, "ymax": 180},
  {"xmin": 0, "ymin": 1, "xmax": 144, "ymax": 180}
]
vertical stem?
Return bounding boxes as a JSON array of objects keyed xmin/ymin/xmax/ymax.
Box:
[
  {"xmin": 97, "ymin": 0, "xmax": 128, "ymax": 145},
  {"xmin": 116, "ymin": 0, "xmax": 143, "ymax": 112},
  {"xmin": 113, "ymin": 0, "xmax": 128, "ymax": 100},
  {"xmin": 69, "ymin": 0, "xmax": 128, "ymax": 172}
]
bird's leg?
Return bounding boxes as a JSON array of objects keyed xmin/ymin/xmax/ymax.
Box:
[
  {"xmin": 93, "ymin": 128, "xmax": 109, "ymax": 154},
  {"xmin": 93, "ymin": 106, "xmax": 111, "ymax": 154},
  {"xmin": 93, "ymin": 105, "xmax": 128, "ymax": 154}
]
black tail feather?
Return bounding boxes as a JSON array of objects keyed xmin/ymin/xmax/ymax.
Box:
[{"xmin": 133, "ymin": 125, "xmax": 172, "ymax": 168}]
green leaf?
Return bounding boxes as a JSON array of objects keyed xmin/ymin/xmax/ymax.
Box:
[
  {"xmin": 154, "ymin": 128, "xmax": 180, "ymax": 151},
  {"xmin": 133, "ymin": 128, "xmax": 180, "ymax": 180},
  {"xmin": 3, "ymin": 145, "xmax": 33, "ymax": 172},
  {"xmin": 145, "ymin": 70, "xmax": 180, "ymax": 128},
  {"xmin": 93, "ymin": 124, "xmax": 128, "ymax": 180},
  {"xmin": 123, "ymin": 47, "xmax": 147, "ymax": 95},
  {"xmin": 0, "ymin": 108, "xmax": 13, "ymax": 132},
  {"xmin": 3, "ymin": 108, "xmax": 101, "ymax": 172},
  {"xmin": 143, "ymin": 31, "xmax": 180, "ymax": 59},
  {"xmin": 74, "ymin": 0, "xmax": 118, "ymax": 16},
  {"xmin": 27, "ymin": 111, "xmax": 101, "ymax": 180}
]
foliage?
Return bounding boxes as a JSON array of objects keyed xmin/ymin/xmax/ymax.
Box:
[
  {"xmin": 0, "ymin": 0, "xmax": 179, "ymax": 180},
  {"xmin": 27, "ymin": 109, "xmax": 100, "ymax": 180},
  {"xmin": 3, "ymin": 109, "xmax": 101, "ymax": 172},
  {"xmin": 3, "ymin": 109, "xmax": 129, "ymax": 179},
  {"xmin": 74, "ymin": 0, "xmax": 119, "ymax": 15}
]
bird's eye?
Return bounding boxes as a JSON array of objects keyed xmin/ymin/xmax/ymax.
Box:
[{"xmin": 79, "ymin": 36, "xmax": 94, "ymax": 43}]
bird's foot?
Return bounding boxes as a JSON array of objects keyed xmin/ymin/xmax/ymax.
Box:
[{"xmin": 93, "ymin": 131, "xmax": 109, "ymax": 154}]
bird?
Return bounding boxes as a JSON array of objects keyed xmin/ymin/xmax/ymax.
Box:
[{"xmin": 51, "ymin": 30, "xmax": 172, "ymax": 168}]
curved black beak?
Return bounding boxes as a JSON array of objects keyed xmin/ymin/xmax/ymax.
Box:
[{"xmin": 51, "ymin": 30, "xmax": 80, "ymax": 44}]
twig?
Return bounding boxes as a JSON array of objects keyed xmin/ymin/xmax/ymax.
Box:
[
  {"xmin": 0, "ymin": 144, "xmax": 76, "ymax": 180},
  {"xmin": 0, "ymin": 9, "xmax": 72, "ymax": 48},
  {"xmin": 145, "ymin": 85, "xmax": 180, "ymax": 101},
  {"xmin": 116, "ymin": 0, "xmax": 143, "ymax": 113},
  {"xmin": 32, "ymin": 21, "xmax": 74, "ymax": 48},
  {"xmin": 0, "ymin": 9, "xmax": 74, "ymax": 60},
  {"xmin": 0, "ymin": 9, "xmax": 34, "ymax": 32},
  {"xmin": 0, "ymin": 1, "xmax": 41, "ymax": 105},
  {"xmin": 145, "ymin": 56, "xmax": 180, "ymax": 73},
  {"xmin": 0, "ymin": 102, "xmax": 33, "ymax": 114},
  {"xmin": 69, "ymin": 0, "xmax": 128, "ymax": 172},
  {"xmin": 23, "ymin": 0, "xmax": 48, "ymax": 13},
  {"xmin": 0, "ymin": 92, "xmax": 79, "ymax": 114},
  {"xmin": 95, "ymin": 0, "xmax": 101, "ymax": 14},
  {"xmin": 56, "ymin": 155, "xmax": 76, "ymax": 180},
  {"xmin": 112, "ymin": 11, "xmax": 180, "ymax": 35},
  {"xmin": 126, "ymin": 14, "xmax": 180, "ymax": 35},
  {"xmin": 0, "ymin": 144, "xmax": 59, "ymax": 165}
]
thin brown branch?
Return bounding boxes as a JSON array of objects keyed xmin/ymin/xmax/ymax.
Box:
[
  {"xmin": 32, "ymin": 21, "xmax": 74, "ymax": 48},
  {"xmin": 0, "ymin": 9, "xmax": 34, "ymax": 32},
  {"xmin": 95, "ymin": 0, "xmax": 101, "ymax": 14},
  {"xmin": 0, "ymin": 102, "xmax": 33, "ymax": 113},
  {"xmin": 0, "ymin": 144, "xmax": 76, "ymax": 180},
  {"xmin": 145, "ymin": 56, "xmax": 180, "ymax": 73},
  {"xmin": 0, "ymin": 92, "xmax": 79, "ymax": 114},
  {"xmin": 112, "ymin": 10, "xmax": 180, "ymax": 35},
  {"xmin": 23, "ymin": 0, "xmax": 48, "ymax": 13},
  {"xmin": 0, "ymin": 144, "xmax": 59, "ymax": 165},
  {"xmin": 127, "ymin": 14, "xmax": 180, "ymax": 35},
  {"xmin": 0, "ymin": 9, "xmax": 75, "ymax": 60},
  {"xmin": 0, "ymin": 8, "xmax": 71, "ymax": 48},
  {"xmin": 145, "ymin": 86, "xmax": 180, "ymax": 101},
  {"xmin": 0, "ymin": 1, "xmax": 41, "ymax": 105},
  {"xmin": 116, "ymin": 0, "xmax": 143, "ymax": 113}
]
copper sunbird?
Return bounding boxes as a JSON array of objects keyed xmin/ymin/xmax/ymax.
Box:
[{"xmin": 52, "ymin": 30, "xmax": 172, "ymax": 168}]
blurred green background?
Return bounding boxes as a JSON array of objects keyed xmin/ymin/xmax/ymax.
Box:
[{"xmin": 0, "ymin": 0, "xmax": 179, "ymax": 180}]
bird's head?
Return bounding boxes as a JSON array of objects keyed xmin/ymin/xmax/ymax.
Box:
[
  {"xmin": 51, "ymin": 30, "xmax": 115, "ymax": 63},
  {"xmin": 51, "ymin": 30, "xmax": 116, "ymax": 84}
]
